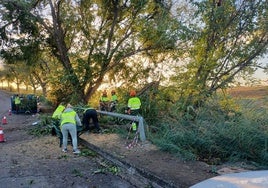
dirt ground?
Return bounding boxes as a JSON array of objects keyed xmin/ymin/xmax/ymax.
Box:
[
  {"xmin": 0, "ymin": 88, "xmax": 261, "ymax": 188},
  {"xmin": 0, "ymin": 91, "xmax": 135, "ymax": 188}
]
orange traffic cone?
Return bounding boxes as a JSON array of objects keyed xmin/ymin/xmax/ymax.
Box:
[
  {"xmin": 0, "ymin": 126, "xmax": 5, "ymax": 142},
  {"xmin": 8, "ymin": 108, "xmax": 12, "ymax": 116},
  {"xmin": 2, "ymin": 116, "xmax": 7, "ymax": 125}
]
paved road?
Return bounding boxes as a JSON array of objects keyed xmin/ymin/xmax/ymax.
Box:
[{"xmin": 0, "ymin": 90, "xmax": 12, "ymax": 116}]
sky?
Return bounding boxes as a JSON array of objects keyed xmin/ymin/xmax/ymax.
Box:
[{"xmin": 254, "ymin": 57, "xmax": 268, "ymax": 80}]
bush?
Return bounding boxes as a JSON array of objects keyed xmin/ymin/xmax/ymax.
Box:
[
  {"xmin": 28, "ymin": 115, "xmax": 54, "ymax": 136},
  {"xmin": 149, "ymin": 95, "xmax": 268, "ymax": 167}
]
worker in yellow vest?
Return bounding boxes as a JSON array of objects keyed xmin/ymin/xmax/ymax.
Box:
[
  {"xmin": 99, "ymin": 90, "xmax": 109, "ymax": 111},
  {"xmin": 14, "ymin": 94, "xmax": 21, "ymax": 114},
  {"xmin": 51, "ymin": 103, "xmax": 66, "ymax": 137},
  {"xmin": 110, "ymin": 90, "xmax": 118, "ymax": 112},
  {"xmin": 60, "ymin": 104, "xmax": 82, "ymax": 154},
  {"xmin": 52, "ymin": 103, "xmax": 65, "ymax": 120},
  {"xmin": 126, "ymin": 90, "xmax": 141, "ymax": 131},
  {"xmin": 127, "ymin": 90, "xmax": 141, "ymax": 115}
]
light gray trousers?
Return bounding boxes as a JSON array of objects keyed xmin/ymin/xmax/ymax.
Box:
[{"xmin": 61, "ymin": 123, "xmax": 78, "ymax": 150}]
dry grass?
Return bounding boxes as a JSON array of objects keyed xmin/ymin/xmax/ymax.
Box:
[{"xmin": 228, "ymin": 86, "xmax": 268, "ymax": 99}]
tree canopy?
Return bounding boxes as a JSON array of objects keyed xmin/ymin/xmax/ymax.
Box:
[
  {"xmin": 0, "ymin": 0, "xmax": 267, "ymax": 106},
  {"xmin": 0, "ymin": 0, "xmax": 179, "ymax": 104},
  {"xmin": 171, "ymin": 0, "xmax": 268, "ymax": 108}
]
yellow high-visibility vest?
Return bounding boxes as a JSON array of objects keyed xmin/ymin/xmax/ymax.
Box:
[
  {"xmin": 60, "ymin": 110, "xmax": 76, "ymax": 129},
  {"xmin": 14, "ymin": 97, "xmax": 21, "ymax": 105},
  {"xmin": 128, "ymin": 97, "xmax": 141, "ymax": 110},
  {"xmin": 111, "ymin": 95, "xmax": 118, "ymax": 102},
  {"xmin": 100, "ymin": 96, "xmax": 109, "ymax": 102},
  {"xmin": 52, "ymin": 105, "xmax": 65, "ymax": 119}
]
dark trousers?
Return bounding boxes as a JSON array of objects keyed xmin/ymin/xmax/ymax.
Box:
[
  {"xmin": 130, "ymin": 109, "xmax": 140, "ymax": 116},
  {"xmin": 15, "ymin": 104, "xmax": 20, "ymax": 113},
  {"xmin": 82, "ymin": 109, "xmax": 100, "ymax": 131}
]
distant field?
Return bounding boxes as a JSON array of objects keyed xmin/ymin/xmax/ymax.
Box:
[{"xmin": 228, "ymin": 86, "xmax": 268, "ymax": 99}]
